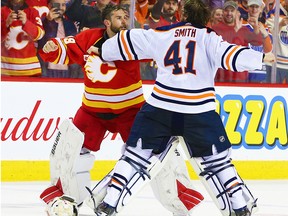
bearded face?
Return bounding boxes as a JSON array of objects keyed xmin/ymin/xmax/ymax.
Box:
[
  {"xmin": 223, "ymin": 6, "xmax": 237, "ymax": 25},
  {"xmin": 162, "ymin": 0, "xmax": 178, "ymax": 16},
  {"xmin": 109, "ymin": 9, "xmax": 129, "ymax": 34},
  {"xmin": 110, "ymin": 23, "xmax": 128, "ymax": 34}
]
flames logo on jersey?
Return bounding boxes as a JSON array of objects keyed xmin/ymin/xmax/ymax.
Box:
[
  {"xmin": 84, "ymin": 55, "xmax": 117, "ymax": 83},
  {"xmin": 5, "ymin": 26, "xmax": 29, "ymax": 50},
  {"xmin": 33, "ymin": 6, "xmax": 50, "ymax": 18}
]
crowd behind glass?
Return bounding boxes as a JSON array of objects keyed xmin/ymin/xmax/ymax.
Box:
[{"xmin": 1, "ymin": 0, "xmax": 287, "ymax": 83}]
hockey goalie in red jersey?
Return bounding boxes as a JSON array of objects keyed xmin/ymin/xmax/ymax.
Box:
[{"xmin": 38, "ymin": 4, "xmax": 204, "ymax": 216}]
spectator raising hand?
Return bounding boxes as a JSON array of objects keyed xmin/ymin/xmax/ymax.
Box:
[
  {"xmin": 147, "ymin": 0, "xmax": 179, "ymax": 29},
  {"xmin": 235, "ymin": 10, "xmax": 243, "ymax": 32},
  {"xmin": 241, "ymin": 0, "xmax": 273, "ymax": 82},
  {"xmin": 212, "ymin": 0, "xmax": 265, "ymax": 82},
  {"xmin": 37, "ymin": 0, "xmax": 80, "ymax": 78}
]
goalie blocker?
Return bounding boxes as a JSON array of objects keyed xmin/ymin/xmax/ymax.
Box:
[{"xmin": 40, "ymin": 119, "xmax": 95, "ymax": 216}]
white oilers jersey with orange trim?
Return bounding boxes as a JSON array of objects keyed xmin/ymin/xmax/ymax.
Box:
[{"xmin": 101, "ymin": 22, "xmax": 264, "ymax": 114}]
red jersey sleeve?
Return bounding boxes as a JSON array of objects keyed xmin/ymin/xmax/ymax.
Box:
[
  {"xmin": 39, "ymin": 28, "xmax": 106, "ymax": 66},
  {"xmin": 22, "ymin": 7, "xmax": 45, "ymax": 41}
]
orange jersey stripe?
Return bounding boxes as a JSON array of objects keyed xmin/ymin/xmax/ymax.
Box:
[
  {"xmin": 112, "ymin": 178, "xmax": 121, "ymax": 185},
  {"xmin": 154, "ymin": 86, "xmax": 215, "ymax": 100},
  {"xmin": 120, "ymin": 31, "xmax": 133, "ymax": 60},
  {"xmin": 226, "ymin": 46, "xmax": 239, "ymax": 71}
]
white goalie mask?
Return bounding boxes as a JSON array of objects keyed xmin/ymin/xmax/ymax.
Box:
[{"xmin": 47, "ymin": 196, "xmax": 78, "ymax": 216}]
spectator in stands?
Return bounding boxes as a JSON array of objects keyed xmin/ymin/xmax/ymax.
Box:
[
  {"xmin": 238, "ymin": 0, "xmax": 267, "ymax": 22},
  {"xmin": 207, "ymin": 7, "xmax": 223, "ymax": 28},
  {"xmin": 2, "ymin": 0, "xmax": 49, "ymax": 16},
  {"xmin": 147, "ymin": 0, "xmax": 179, "ymax": 29},
  {"xmin": 136, "ymin": 0, "xmax": 150, "ymax": 28},
  {"xmin": 38, "ymin": 0, "xmax": 82, "ymax": 78},
  {"xmin": 65, "ymin": 0, "xmax": 148, "ymax": 31},
  {"xmin": 266, "ymin": 0, "xmax": 287, "ymax": 31},
  {"xmin": 244, "ymin": 0, "xmax": 266, "ymax": 27},
  {"xmin": 263, "ymin": 0, "xmax": 274, "ymax": 17},
  {"xmin": 213, "ymin": 0, "xmax": 265, "ymax": 82},
  {"xmin": 1, "ymin": 0, "xmax": 45, "ymax": 77},
  {"xmin": 242, "ymin": 0, "xmax": 273, "ymax": 82},
  {"xmin": 140, "ymin": 0, "xmax": 180, "ymax": 80},
  {"xmin": 266, "ymin": 0, "xmax": 288, "ymax": 83},
  {"xmin": 273, "ymin": 17, "xmax": 288, "ymax": 83},
  {"xmin": 238, "ymin": 0, "xmax": 249, "ymax": 19},
  {"xmin": 64, "ymin": 0, "xmax": 111, "ymax": 30}
]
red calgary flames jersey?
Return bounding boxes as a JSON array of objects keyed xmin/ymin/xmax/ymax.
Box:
[
  {"xmin": 1, "ymin": 6, "xmax": 45, "ymax": 76},
  {"xmin": 39, "ymin": 28, "xmax": 145, "ymax": 114}
]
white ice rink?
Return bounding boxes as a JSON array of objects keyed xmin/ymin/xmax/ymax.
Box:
[{"xmin": 1, "ymin": 180, "xmax": 288, "ymax": 216}]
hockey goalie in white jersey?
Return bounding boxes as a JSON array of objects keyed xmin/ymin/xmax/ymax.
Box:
[{"xmin": 84, "ymin": 0, "xmax": 276, "ymax": 215}]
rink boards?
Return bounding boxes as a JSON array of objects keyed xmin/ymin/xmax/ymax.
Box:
[{"xmin": 1, "ymin": 80, "xmax": 288, "ymax": 181}]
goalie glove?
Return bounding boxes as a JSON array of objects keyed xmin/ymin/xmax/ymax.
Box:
[
  {"xmin": 46, "ymin": 195, "xmax": 78, "ymax": 216},
  {"xmin": 84, "ymin": 55, "xmax": 117, "ymax": 83}
]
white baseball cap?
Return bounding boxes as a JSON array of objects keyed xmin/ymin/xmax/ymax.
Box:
[{"xmin": 247, "ymin": 0, "xmax": 263, "ymax": 6}]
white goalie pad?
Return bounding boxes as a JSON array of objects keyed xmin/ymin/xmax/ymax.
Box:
[
  {"xmin": 151, "ymin": 144, "xmax": 204, "ymax": 216},
  {"xmin": 86, "ymin": 137, "xmax": 181, "ymax": 214},
  {"xmin": 114, "ymin": 137, "xmax": 179, "ymax": 213},
  {"xmin": 178, "ymin": 137, "xmax": 258, "ymax": 216},
  {"xmin": 85, "ymin": 169, "xmax": 115, "ymax": 211},
  {"xmin": 49, "ymin": 119, "xmax": 95, "ymax": 204}
]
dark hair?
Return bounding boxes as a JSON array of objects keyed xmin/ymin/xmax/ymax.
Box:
[
  {"xmin": 7, "ymin": 0, "xmax": 27, "ymax": 11},
  {"xmin": 101, "ymin": 3, "xmax": 128, "ymax": 22},
  {"xmin": 183, "ymin": 0, "xmax": 211, "ymax": 26}
]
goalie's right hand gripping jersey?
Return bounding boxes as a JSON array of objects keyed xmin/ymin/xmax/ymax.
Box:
[
  {"xmin": 38, "ymin": 28, "xmax": 145, "ymax": 114},
  {"xmin": 101, "ymin": 22, "xmax": 264, "ymax": 114}
]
